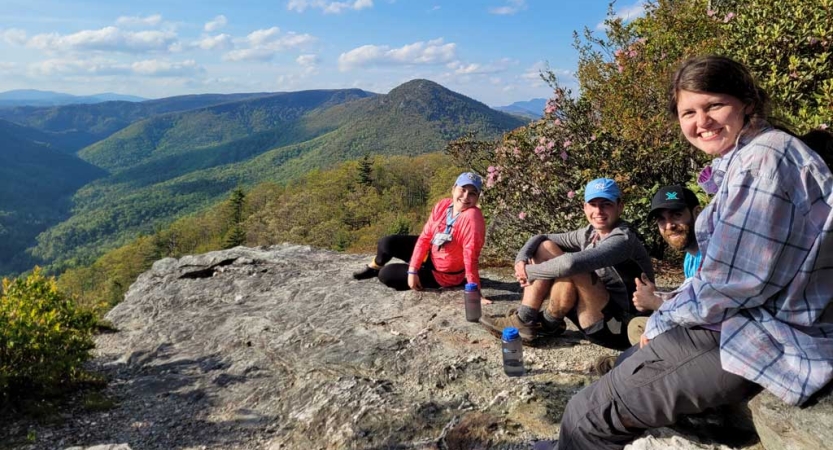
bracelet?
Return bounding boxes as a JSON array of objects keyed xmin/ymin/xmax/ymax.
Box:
[{"xmin": 407, "ymin": 270, "xmax": 419, "ymax": 275}]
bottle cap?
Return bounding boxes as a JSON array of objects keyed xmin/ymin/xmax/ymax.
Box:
[
  {"xmin": 464, "ymin": 282, "xmax": 478, "ymax": 292},
  {"xmin": 502, "ymin": 327, "xmax": 519, "ymax": 341}
]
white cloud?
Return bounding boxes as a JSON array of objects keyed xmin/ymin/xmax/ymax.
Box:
[
  {"xmin": 245, "ymin": 27, "xmax": 281, "ymax": 46},
  {"xmin": 287, "ymin": 0, "xmax": 373, "ymax": 14},
  {"xmin": 116, "ymin": 14, "xmax": 163, "ymax": 27},
  {"xmin": 596, "ymin": 1, "xmax": 646, "ymax": 30},
  {"xmin": 131, "ymin": 59, "xmax": 201, "ymax": 76},
  {"xmin": 2, "ymin": 28, "xmax": 27, "ymax": 45},
  {"xmin": 338, "ymin": 38, "xmax": 456, "ymax": 71},
  {"xmin": 446, "ymin": 57, "xmax": 513, "ymax": 75},
  {"xmin": 204, "ymin": 15, "xmax": 228, "ymax": 32},
  {"xmin": 0, "ymin": 62, "xmax": 16, "ymax": 72},
  {"xmin": 29, "ymin": 58, "xmax": 126, "ymax": 76},
  {"xmin": 489, "ymin": 0, "xmax": 526, "ymax": 15},
  {"xmin": 222, "ymin": 28, "xmax": 316, "ymax": 61},
  {"xmin": 296, "ymin": 54, "xmax": 319, "ymax": 67},
  {"xmin": 26, "ymin": 27, "xmax": 178, "ymax": 53},
  {"xmin": 27, "ymin": 57, "xmax": 200, "ymax": 77},
  {"xmin": 196, "ymin": 34, "xmax": 232, "ymax": 50}
]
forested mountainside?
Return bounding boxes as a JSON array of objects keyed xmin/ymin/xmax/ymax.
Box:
[
  {"xmin": 1, "ymin": 80, "xmax": 523, "ymax": 276},
  {"xmin": 0, "ymin": 92, "xmax": 281, "ymax": 154},
  {"xmin": 0, "ymin": 119, "xmax": 106, "ymax": 275}
]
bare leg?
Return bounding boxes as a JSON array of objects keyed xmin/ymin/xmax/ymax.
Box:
[
  {"xmin": 569, "ymin": 272, "xmax": 609, "ymax": 329},
  {"xmin": 538, "ymin": 240, "xmax": 609, "ymax": 329},
  {"xmin": 520, "ymin": 240, "xmax": 563, "ymax": 310}
]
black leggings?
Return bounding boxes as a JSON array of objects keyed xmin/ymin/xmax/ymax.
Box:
[{"xmin": 374, "ymin": 235, "xmax": 441, "ymax": 291}]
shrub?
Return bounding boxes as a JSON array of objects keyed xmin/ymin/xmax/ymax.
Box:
[{"xmin": 0, "ymin": 268, "xmax": 97, "ymax": 395}]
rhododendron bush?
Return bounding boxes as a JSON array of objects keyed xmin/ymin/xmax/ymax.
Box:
[{"xmin": 448, "ymin": 0, "xmax": 832, "ymax": 263}]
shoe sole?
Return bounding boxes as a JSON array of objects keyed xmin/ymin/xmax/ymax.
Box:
[{"xmin": 628, "ymin": 316, "xmax": 648, "ymax": 345}]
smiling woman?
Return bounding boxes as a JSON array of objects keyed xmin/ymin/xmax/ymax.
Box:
[{"xmin": 352, "ymin": 171, "xmax": 487, "ymax": 293}]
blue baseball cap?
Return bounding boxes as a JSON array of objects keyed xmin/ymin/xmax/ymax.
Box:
[
  {"xmin": 584, "ymin": 178, "xmax": 621, "ymax": 202},
  {"xmin": 455, "ymin": 172, "xmax": 483, "ymax": 193}
]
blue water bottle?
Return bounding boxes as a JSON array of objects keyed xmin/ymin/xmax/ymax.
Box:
[
  {"xmin": 464, "ymin": 282, "xmax": 481, "ymax": 322},
  {"xmin": 502, "ymin": 327, "xmax": 525, "ymax": 377}
]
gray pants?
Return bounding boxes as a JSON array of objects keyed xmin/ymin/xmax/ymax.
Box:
[{"xmin": 556, "ymin": 326, "xmax": 761, "ymax": 450}]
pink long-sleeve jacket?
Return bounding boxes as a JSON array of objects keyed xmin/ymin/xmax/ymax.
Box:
[{"xmin": 409, "ymin": 198, "xmax": 486, "ymax": 288}]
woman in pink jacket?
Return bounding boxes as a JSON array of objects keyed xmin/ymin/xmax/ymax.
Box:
[{"xmin": 353, "ymin": 172, "xmax": 487, "ymax": 292}]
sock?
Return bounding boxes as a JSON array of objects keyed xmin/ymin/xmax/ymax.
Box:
[
  {"xmin": 542, "ymin": 310, "xmax": 564, "ymax": 327},
  {"xmin": 369, "ymin": 260, "xmax": 382, "ymax": 269},
  {"xmin": 517, "ymin": 305, "xmax": 540, "ymax": 324}
]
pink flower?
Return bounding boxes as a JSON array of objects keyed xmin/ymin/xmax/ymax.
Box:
[
  {"xmin": 820, "ymin": 124, "xmax": 829, "ymax": 130},
  {"xmin": 707, "ymin": 9, "xmax": 716, "ymax": 17},
  {"xmin": 513, "ymin": 147, "xmax": 521, "ymax": 156},
  {"xmin": 534, "ymin": 145, "xmax": 546, "ymax": 155},
  {"xmin": 518, "ymin": 211, "xmax": 527, "ymax": 220},
  {"xmin": 539, "ymin": 137, "xmax": 547, "ymax": 145},
  {"xmin": 590, "ymin": 134, "xmax": 597, "ymax": 141},
  {"xmin": 628, "ymin": 49, "xmax": 638, "ymax": 58},
  {"xmin": 545, "ymin": 105, "xmax": 556, "ymax": 114},
  {"xmin": 614, "ymin": 48, "xmax": 623, "ymax": 57},
  {"xmin": 636, "ymin": 38, "xmax": 646, "ymax": 44},
  {"xmin": 560, "ymin": 151, "xmax": 568, "ymax": 161},
  {"xmin": 553, "ymin": 118, "xmax": 562, "ymax": 126},
  {"xmin": 617, "ymin": 64, "xmax": 624, "ymax": 73},
  {"xmin": 563, "ymin": 140, "xmax": 572, "ymax": 148},
  {"xmin": 567, "ymin": 190, "xmax": 575, "ymax": 199},
  {"xmin": 546, "ymin": 140, "xmax": 555, "ymax": 150},
  {"xmin": 487, "ymin": 165, "xmax": 496, "ymax": 173},
  {"xmin": 790, "ymin": 71, "xmax": 799, "ymax": 79},
  {"xmin": 723, "ymin": 12, "xmax": 735, "ymax": 22}
]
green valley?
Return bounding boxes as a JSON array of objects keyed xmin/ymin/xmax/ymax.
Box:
[{"xmin": 1, "ymin": 80, "xmax": 524, "ymax": 276}]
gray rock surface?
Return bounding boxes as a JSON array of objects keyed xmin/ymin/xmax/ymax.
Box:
[
  {"xmin": 4, "ymin": 245, "xmax": 766, "ymax": 449},
  {"xmin": 750, "ymin": 387, "xmax": 833, "ymax": 450}
]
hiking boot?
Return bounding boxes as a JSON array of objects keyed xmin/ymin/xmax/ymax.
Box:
[
  {"xmin": 479, "ymin": 309, "xmax": 546, "ymax": 343},
  {"xmin": 627, "ymin": 316, "xmax": 648, "ymax": 345},
  {"xmin": 541, "ymin": 316, "xmax": 567, "ymax": 338},
  {"xmin": 352, "ymin": 266, "xmax": 379, "ymax": 280},
  {"xmin": 591, "ymin": 354, "xmax": 617, "ymax": 376}
]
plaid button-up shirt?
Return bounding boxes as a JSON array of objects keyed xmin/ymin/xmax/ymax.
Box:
[{"xmin": 645, "ymin": 128, "xmax": 833, "ymax": 406}]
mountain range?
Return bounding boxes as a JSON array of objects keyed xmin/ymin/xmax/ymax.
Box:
[
  {"xmin": 0, "ymin": 80, "xmax": 526, "ymax": 275},
  {"xmin": 0, "ymin": 89, "xmax": 147, "ymax": 107},
  {"xmin": 494, "ymin": 98, "xmax": 547, "ymax": 119}
]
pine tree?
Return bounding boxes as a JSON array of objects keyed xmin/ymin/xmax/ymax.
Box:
[
  {"xmin": 222, "ymin": 187, "xmax": 247, "ymax": 249},
  {"xmin": 358, "ymin": 154, "xmax": 373, "ymax": 186}
]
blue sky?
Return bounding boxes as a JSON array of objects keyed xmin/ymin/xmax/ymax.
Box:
[{"xmin": 0, "ymin": 0, "xmax": 647, "ymax": 106}]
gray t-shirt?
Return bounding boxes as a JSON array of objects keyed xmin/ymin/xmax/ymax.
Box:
[{"xmin": 516, "ymin": 220, "xmax": 654, "ymax": 310}]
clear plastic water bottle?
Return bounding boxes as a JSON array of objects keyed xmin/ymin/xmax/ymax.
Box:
[
  {"xmin": 502, "ymin": 327, "xmax": 525, "ymax": 377},
  {"xmin": 464, "ymin": 282, "xmax": 481, "ymax": 322}
]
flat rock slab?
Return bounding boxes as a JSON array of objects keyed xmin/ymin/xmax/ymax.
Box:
[{"xmin": 3, "ymin": 245, "xmax": 766, "ymax": 449}]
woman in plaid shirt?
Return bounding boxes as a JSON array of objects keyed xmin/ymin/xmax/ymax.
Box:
[{"xmin": 543, "ymin": 56, "xmax": 833, "ymax": 450}]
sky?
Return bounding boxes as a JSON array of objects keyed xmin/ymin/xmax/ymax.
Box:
[{"xmin": 0, "ymin": 0, "xmax": 647, "ymax": 107}]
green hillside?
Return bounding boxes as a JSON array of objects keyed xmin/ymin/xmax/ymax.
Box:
[
  {"xmin": 27, "ymin": 80, "xmax": 524, "ymax": 273},
  {"xmin": 0, "ymin": 119, "xmax": 106, "ymax": 275},
  {"xmin": 0, "ymin": 93, "xmax": 279, "ymax": 154}
]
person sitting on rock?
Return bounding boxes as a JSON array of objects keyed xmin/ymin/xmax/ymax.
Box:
[
  {"xmin": 631, "ymin": 185, "xmax": 702, "ymax": 343},
  {"xmin": 479, "ymin": 178, "xmax": 654, "ymax": 349},
  {"xmin": 352, "ymin": 172, "xmax": 489, "ymax": 296},
  {"xmin": 593, "ymin": 185, "xmax": 702, "ymax": 375},
  {"xmin": 546, "ymin": 55, "xmax": 833, "ymax": 450}
]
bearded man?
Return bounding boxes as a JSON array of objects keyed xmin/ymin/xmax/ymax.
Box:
[{"xmin": 630, "ymin": 185, "xmax": 702, "ymax": 344}]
